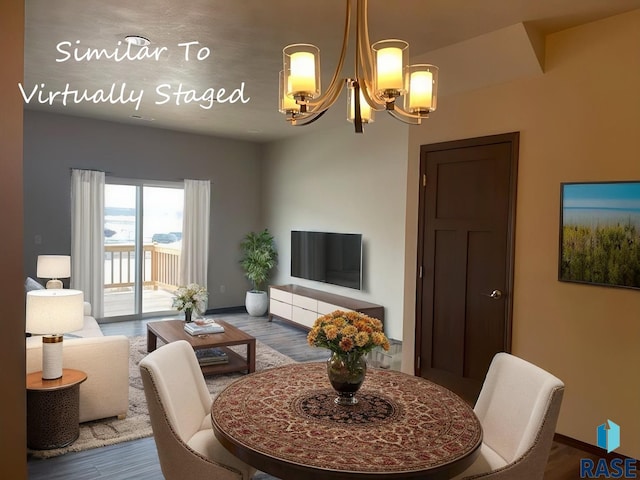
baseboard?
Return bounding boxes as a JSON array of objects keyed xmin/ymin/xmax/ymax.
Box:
[
  {"xmin": 554, "ymin": 433, "xmax": 639, "ymax": 462},
  {"xmin": 100, "ymin": 306, "xmax": 247, "ymax": 323},
  {"xmin": 205, "ymin": 305, "xmax": 247, "ymax": 315}
]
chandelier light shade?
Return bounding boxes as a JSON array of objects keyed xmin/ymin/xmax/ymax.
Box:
[
  {"xmin": 279, "ymin": 70, "xmax": 300, "ymax": 114},
  {"xmin": 405, "ymin": 64, "xmax": 438, "ymax": 114},
  {"xmin": 283, "ymin": 44, "xmax": 321, "ymax": 105},
  {"xmin": 279, "ymin": 0, "xmax": 439, "ymax": 133},
  {"xmin": 372, "ymin": 40, "xmax": 408, "ymax": 100},
  {"xmin": 348, "ymin": 84, "xmax": 374, "ymax": 124}
]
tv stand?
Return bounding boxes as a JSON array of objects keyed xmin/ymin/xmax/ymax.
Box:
[{"xmin": 268, "ymin": 284, "xmax": 384, "ymax": 330}]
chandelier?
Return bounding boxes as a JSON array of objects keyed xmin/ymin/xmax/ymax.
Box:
[{"xmin": 278, "ymin": 0, "xmax": 438, "ymax": 133}]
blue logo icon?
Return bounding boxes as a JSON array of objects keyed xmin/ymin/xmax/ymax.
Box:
[
  {"xmin": 597, "ymin": 420, "xmax": 620, "ymax": 453},
  {"xmin": 580, "ymin": 420, "xmax": 636, "ymax": 478}
]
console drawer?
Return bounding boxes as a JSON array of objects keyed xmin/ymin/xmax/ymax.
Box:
[
  {"xmin": 269, "ymin": 298, "xmax": 292, "ymax": 320},
  {"xmin": 270, "ymin": 287, "xmax": 293, "ymax": 303},
  {"xmin": 292, "ymin": 305, "xmax": 319, "ymax": 328},
  {"xmin": 292, "ymin": 294, "xmax": 317, "ymax": 311},
  {"xmin": 317, "ymin": 300, "xmax": 354, "ymax": 315}
]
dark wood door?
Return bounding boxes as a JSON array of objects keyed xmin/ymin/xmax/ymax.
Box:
[{"xmin": 416, "ymin": 133, "xmax": 519, "ymax": 404}]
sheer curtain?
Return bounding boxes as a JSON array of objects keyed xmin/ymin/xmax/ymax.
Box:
[
  {"xmin": 70, "ymin": 169, "xmax": 105, "ymax": 318},
  {"xmin": 180, "ymin": 179, "xmax": 211, "ymax": 298}
]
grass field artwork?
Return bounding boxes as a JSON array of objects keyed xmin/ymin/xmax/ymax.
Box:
[{"xmin": 559, "ymin": 181, "xmax": 640, "ymax": 289}]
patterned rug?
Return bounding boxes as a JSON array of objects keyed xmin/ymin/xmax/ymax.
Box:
[
  {"xmin": 214, "ymin": 363, "xmax": 482, "ymax": 476},
  {"xmin": 27, "ymin": 335, "xmax": 295, "ymax": 459}
]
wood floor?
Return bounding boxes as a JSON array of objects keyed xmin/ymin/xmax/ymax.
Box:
[{"xmin": 28, "ymin": 313, "xmax": 596, "ymax": 479}]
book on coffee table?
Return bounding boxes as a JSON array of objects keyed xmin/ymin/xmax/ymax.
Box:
[
  {"xmin": 184, "ymin": 320, "xmax": 225, "ymax": 336},
  {"xmin": 195, "ymin": 347, "xmax": 229, "ymax": 366}
]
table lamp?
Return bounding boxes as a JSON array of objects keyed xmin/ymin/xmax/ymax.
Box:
[
  {"xmin": 37, "ymin": 255, "xmax": 71, "ymax": 289},
  {"xmin": 26, "ymin": 289, "xmax": 84, "ymax": 380}
]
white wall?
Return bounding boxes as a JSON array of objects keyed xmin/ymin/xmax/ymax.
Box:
[
  {"xmin": 23, "ymin": 110, "xmax": 264, "ymax": 311},
  {"xmin": 263, "ymin": 115, "xmax": 409, "ymax": 341},
  {"xmin": 405, "ymin": 10, "xmax": 640, "ymax": 457}
]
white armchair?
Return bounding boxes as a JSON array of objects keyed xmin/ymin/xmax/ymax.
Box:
[
  {"xmin": 452, "ymin": 352, "xmax": 565, "ymax": 480},
  {"xmin": 139, "ymin": 340, "xmax": 255, "ymax": 480}
]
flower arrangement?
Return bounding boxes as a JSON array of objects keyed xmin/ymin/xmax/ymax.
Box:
[
  {"xmin": 307, "ymin": 310, "xmax": 390, "ymax": 356},
  {"xmin": 172, "ymin": 283, "xmax": 208, "ymax": 314}
]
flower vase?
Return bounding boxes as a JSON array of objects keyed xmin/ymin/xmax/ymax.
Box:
[
  {"xmin": 184, "ymin": 308, "xmax": 193, "ymax": 323},
  {"xmin": 326, "ymin": 351, "xmax": 367, "ymax": 405}
]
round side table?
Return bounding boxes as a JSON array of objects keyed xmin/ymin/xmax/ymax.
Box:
[{"xmin": 26, "ymin": 368, "xmax": 87, "ymax": 450}]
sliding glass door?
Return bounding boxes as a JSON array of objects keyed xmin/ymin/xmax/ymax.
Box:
[{"xmin": 103, "ymin": 180, "xmax": 184, "ymax": 319}]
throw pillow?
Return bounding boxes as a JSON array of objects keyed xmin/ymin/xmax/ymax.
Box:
[{"xmin": 25, "ymin": 277, "xmax": 44, "ymax": 292}]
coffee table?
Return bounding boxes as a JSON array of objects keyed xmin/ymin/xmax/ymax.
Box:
[{"xmin": 146, "ymin": 319, "xmax": 255, "ymax": 376}]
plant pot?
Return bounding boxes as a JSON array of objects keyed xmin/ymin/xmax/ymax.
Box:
[{"xmin": 245, "ymin": 290, "xmax": 268, "ymax": 317}]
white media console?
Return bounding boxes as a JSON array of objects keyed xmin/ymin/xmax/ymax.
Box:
[{"xmin": 268, "ymin": 284, "xmax": 385, "ymax": 330}]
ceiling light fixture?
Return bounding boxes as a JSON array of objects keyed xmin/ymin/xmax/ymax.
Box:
[
  {"xmin": 279, "ymin": 0, "xmax": 438, "ymax": 133},
  {"xmin": 124, "ymin": 35, "xmax": 151, "ymax": 47}
]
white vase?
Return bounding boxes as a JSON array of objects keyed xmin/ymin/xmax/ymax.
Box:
[{"xmin": 245, "ymin": 290, "xmax": 268, "ymax": 317}]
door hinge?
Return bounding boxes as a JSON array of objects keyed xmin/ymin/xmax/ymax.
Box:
[
  {"xmin": 422, "ymin": 174, "xmax": 427, "ymax": 187},
  {"xmin": 419, "ymin": 265, "xmax": 423, "ymax": 278},
  {"xmin": 416, "ymin": 356, "xmax": 421, "ymax": 369}
]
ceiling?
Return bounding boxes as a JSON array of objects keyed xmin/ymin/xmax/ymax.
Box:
[{"xmin": 24, "ymin": 0, "xmax": 640, "ymax": 143}]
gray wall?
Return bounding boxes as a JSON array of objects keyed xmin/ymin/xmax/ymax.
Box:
[{"xmin": 23, "ymin": 110, "xmax": 263, "ymax": 311}]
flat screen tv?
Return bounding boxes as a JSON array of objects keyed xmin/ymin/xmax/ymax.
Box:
[{"xmin": 291, "ymin": 230, "xmax": 363, "ymax": 290}]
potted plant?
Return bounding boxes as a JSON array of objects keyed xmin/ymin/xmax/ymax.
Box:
[{"xmin": 240, "ymin": 229, "xmax": 278, "ymax": 316}]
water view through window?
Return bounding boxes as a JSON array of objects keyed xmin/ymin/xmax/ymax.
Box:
[{"xmin": 104, "ymin": 183, "xmax": 184, "ymax": 318}]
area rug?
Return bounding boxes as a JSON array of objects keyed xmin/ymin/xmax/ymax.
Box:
[{"xmin": 28, "ymin": 335, "xmax": 296, "ymax": 459}]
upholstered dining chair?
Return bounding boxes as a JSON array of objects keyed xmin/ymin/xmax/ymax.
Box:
[
  {"xmin": 139, "ymin": 340, "xmax": 256, "ymax": 480},
  {"xmin": 452, "ymin": 352, "xmax": 565, "ymax": 480}
]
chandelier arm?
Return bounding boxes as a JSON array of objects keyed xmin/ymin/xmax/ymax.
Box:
[
  {"xmin": 306, "ymin": 0, "xmax": 352, "ymax": 109},
  {"xmin": 356, "ymin": 0, "xmax": 384, "ymax": 108},
  {"xmin": 305, "ymin": 77, "xmax": 345, "ymax": 115},
  {"xmin": 357, "ymin": 0, "xmax": 373, "ymax": 88},
  {"xmin": 392, "ymin": 104, "xmax": 431, "ymax": 120},
  {"xmin": 291, "ymin": 109, "xmax": 329, "ymax": 127},
  {"xmin": 386, "ymin": 109, "xmax": 422, "ymax": 125},
  {"xmin": 359, "ymin": 80, "xmax": 385, "ymax": 111},
  {"xmin": 310, "ymin": 75, "xmax": 345, "ymax": 111}
]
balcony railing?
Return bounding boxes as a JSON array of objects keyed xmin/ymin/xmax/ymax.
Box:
[{"xmin": 104, "ymin": 243, "xmax": 181, "ymax": 292}]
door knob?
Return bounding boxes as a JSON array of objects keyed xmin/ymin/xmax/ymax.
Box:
[{"xmin": 483, "ymin": 289, "xmax": 503, "ymax": 300}]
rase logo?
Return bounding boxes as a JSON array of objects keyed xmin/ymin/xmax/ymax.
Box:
[
  {"xmin": 598, "ymin": 420, "xmax": 621, "ymax": 453},
  {"xmin": 580, "ymin": 420, "xmax": 637, "ymax": 478}
]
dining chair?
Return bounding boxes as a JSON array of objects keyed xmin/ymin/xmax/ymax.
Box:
[
  {"xmin": 139, "ymin": 340, "xmax": 256, "ymax": 480},
  {"xmin": 452, "ymin": 352, "xmax": 565, "ymax": 480}
]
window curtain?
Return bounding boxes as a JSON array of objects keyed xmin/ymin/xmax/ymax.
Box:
[
  {"xmin": 180, "ymin": 179, "xmax": 211, "ymax": 300},
  {"xmin": 70, "ymin": 169, "xmax": 105, "ymax": 318}
]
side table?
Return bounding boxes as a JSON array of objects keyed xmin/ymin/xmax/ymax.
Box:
[{"xmin": 26, "ymin": 368, "xmax": 87, "ymax": 450}]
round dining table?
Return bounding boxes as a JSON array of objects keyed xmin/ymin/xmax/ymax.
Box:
[{"xmin": 211, "ymin": 362, "xmax": 482, "ymax": 480}]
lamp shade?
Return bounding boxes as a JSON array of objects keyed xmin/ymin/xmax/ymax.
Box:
[
  {"xmin": 37, "ymin": 255, "xmax": 71, "ymax": 279},
  {"xmin": 283, "ymin": 44, "xmax": 321, "ymax": 101},
  {"xmin": 26, "ymin": 289, "xmax": 84, "ymax": 335}
]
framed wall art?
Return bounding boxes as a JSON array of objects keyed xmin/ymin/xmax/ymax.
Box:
[{"xmin": 559, "ymin": 181, "xmax": 640, "ymax": 289}]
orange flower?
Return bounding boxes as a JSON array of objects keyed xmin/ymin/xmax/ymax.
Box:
[
  {"xmin": 372, "ymin": 332, "xmax": 390, "ymax": 350},
  {"xmin": 339, "ymin": 337, "xmax": 354, "ymax": 352},
  {"xmin": 306, "ymin": 310, "xmax": 389, "ymax": 356},
  {"xmin": 333, "ymin": 316, "xmax": 347, "ymax": 328},
  {"xmin": 355, "ymin": 331, "xmax": 370, "ymax": 347},
  {"xmin": 341, "ymin": 325, "xmax": 358, "ymax": 337},
  {"xmin": 323, "ymin": 324, "xmax": 339, "ymax": 340}
]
